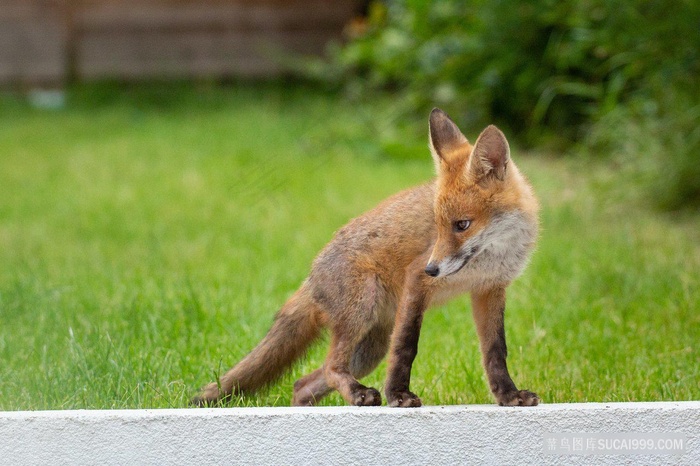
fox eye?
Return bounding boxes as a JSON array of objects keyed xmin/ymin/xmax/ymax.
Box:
[{"xmin": 453, "ymin": 220, "xmax": 471, "ymax": 232}]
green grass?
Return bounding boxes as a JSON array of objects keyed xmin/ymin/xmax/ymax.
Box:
[{"xmin": 0, "ymin": 83, "xmax": 697, "ymax": 410}]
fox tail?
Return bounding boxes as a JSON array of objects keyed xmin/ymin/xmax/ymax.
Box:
[{"xmin": 192, "ymin": 285, "xmax": 322, "ymax": 405}]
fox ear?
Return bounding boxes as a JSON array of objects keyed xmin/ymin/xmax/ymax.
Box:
[
  {"xmin": 429, "ymin": 108, "xmax": 468, "ymax": 171},
  {"xmin": 468, "ymin": 125, "xmax": 510, "ymax": 181}
]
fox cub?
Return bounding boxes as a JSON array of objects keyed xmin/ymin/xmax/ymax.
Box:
[{"xmin": 193, "ymin": 108, "xmax": 539, "ymax": 407}]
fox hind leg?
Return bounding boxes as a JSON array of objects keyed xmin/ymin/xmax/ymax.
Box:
[
  {"xmin": 323, "ymin": 333, "xmax": 382, "ymax": 406},
  {"xmin": 349, "ymin": 320, "xmax": 392, "ymax": 379},
  {"xmin": 292, "ymin": 368, "xmax": 332, "ymax": 406},
  {"xmin": 292, "ymin": 321, "xmax": 392, "ymax": 406}
]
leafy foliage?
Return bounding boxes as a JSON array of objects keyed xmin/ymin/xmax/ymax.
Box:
[
  {"xmin": 334, "ymin": 0, "xmax": 699, "ymax": 138},
  {"xmin": 324, "ymin": 0, "xmax": 700, "ymax": 207}
]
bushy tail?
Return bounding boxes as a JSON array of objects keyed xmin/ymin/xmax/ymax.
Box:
[{"xmin": 193, "ymin": 286, "xmax": 322, "ymax": 405}]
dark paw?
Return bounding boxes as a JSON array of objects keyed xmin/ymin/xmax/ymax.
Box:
[
  {"xmin": 386, "ymin": 390, "xmax": 422, "ymax": 408},
  {"xmin": 351, "ymin": 387, "xmax": 382, "ymax": 406},
  {"xmin": 497, "ymin": 389, "xmax": 539, "ymax": 406}
]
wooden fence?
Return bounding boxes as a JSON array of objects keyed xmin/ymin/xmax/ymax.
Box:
[{"xmin": 0, "ymin": 0, "xmax": 364, "ymax": 87}]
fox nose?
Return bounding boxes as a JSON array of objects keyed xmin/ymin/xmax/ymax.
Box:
[{"xmin": 424, "ymin": 263, "xmax": 440, "ymax": 277}]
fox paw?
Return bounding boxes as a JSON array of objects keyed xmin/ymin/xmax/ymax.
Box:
[
  {"xmin": 497, "ymin": 389, "xmax": 539, "ymax": 406},
  {"xmin": 351, "ymin": 387, "xmax": 382, "ymax": 406},
  {"xmin": 387, "ymin": 390, "xmax": 422, "ymax": 408}
]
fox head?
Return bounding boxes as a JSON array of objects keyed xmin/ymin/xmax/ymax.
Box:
[{"xmin": 425, "ymin": 108, "xmax": 536, "ymax": 279}]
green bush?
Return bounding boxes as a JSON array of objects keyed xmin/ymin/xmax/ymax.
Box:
[
  {"xmin": 587, "ymin": 94, "xmax": 700, "ymax": 211},
  {"xmin": 322, "ymin": 0, "xmax": 699, "ymax": 208}
]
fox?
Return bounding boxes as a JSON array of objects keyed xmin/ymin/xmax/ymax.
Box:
[{"xmin": 193, "ymin": 108, "xmax": 540, "ymax": 408}]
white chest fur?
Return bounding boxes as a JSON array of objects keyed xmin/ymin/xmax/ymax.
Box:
[{"xmin": 430, "ymin": 211, "xmax": 537, "ymax": 306}]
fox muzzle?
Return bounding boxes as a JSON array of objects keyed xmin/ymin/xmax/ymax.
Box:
[
  {"xmin": 425, "ymin": 246, "xmax": 480, "ymax": 278},
  {"xmin": 424, "ymin": 262, "xmax": 440, "ymax": 277}
]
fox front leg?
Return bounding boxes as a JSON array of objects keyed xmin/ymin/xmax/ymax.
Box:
[
  {"xmin": 471, "ymin": 287, "xmax": 539, "ymax": 406},
  {"xmin": 384, "ymin": 273, "xmax": 429, "ymax": 408}
]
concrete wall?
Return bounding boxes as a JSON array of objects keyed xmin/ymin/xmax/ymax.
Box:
[{"xmin": 0, "ymin": 402, "xmax": 698, "ymax": 465}]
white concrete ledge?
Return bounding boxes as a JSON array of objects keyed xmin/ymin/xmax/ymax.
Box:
[{"xmin": 1, "ymin": 402, "xmax": 698, "ymax": 465}]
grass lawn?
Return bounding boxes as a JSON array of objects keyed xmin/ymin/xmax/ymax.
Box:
[{"xmin": 0, "ymin": 83, "xmax": 697, "ymax": 410}]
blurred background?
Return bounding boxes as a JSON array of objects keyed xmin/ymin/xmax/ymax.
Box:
[
  {"xmin": 0, "ymin": 0, "xmax": 363, "ymax": 83},
  {"xmin": 2, "ymin": 0, "xmax": 698, "ymax": 209}
]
